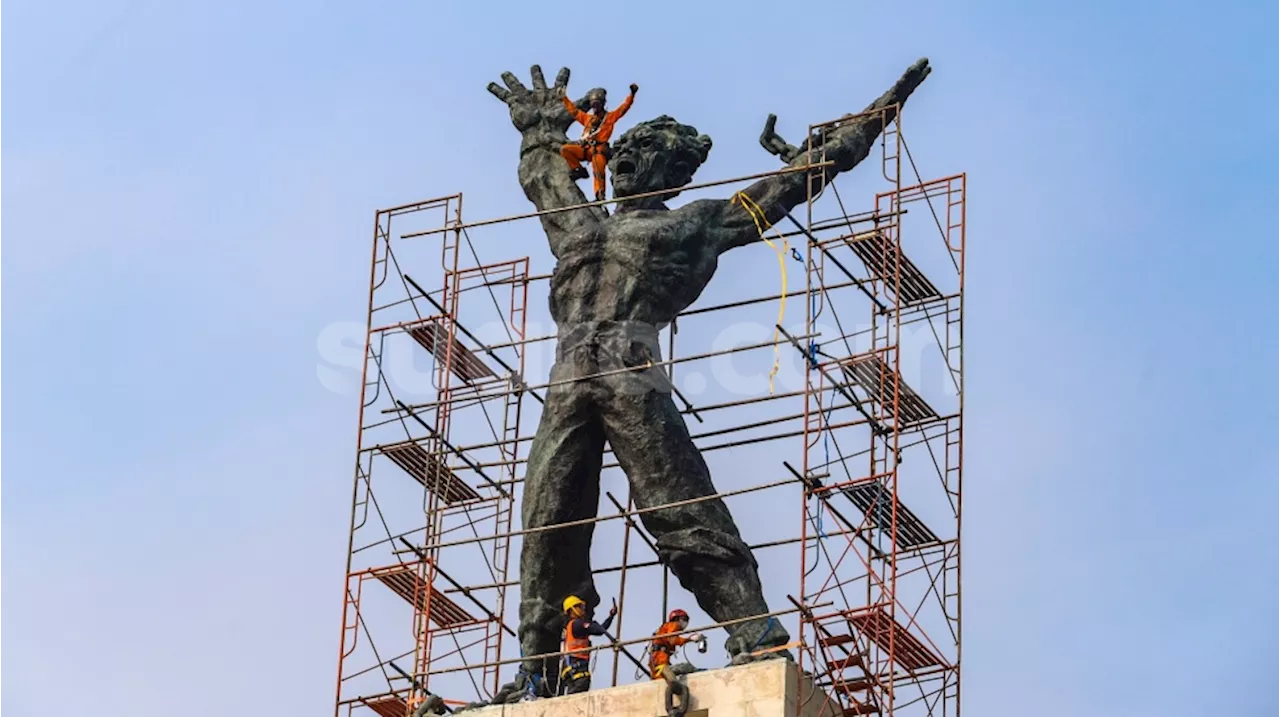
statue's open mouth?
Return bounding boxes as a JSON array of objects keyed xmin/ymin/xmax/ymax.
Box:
[{"xmin": 616, "ymin": 159, "xmax": 637, "ymax": 176}]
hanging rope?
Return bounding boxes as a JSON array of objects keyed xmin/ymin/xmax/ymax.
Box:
[{"xmin": 731, "ymin": 191, "xmax": 789, "ymax": 394}]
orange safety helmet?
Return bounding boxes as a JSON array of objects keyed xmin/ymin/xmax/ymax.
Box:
[{"xmin": 668, "ymin": 609, "xmax": 689, "ymax": 622}]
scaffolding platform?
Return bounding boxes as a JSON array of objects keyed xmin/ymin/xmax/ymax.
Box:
[
  {"xmin": 381, "ymin": 442, "xmax": 483, "ymax": 504},
  {"xmin": 820, "ymin": 607, "xmax": 945, "ymax": 674},
  {"xmin": 843, "ymin": 482, "xmax": 940, "ymax": 550},
  {"xmin": 841, "ymin": 232, "xmax": 942, "ymax": 308},
  {"xmin": 369, "ymin": 563, "xmax": 477, "ymax": 629},
  {"xmin": 408, "ymin": 322, "xmax": 499, "ymax": 384},
  {"xmin": 360, "ymin": 696, "xmax": 409, "ymax": 717},
  {"xmin": 838, "ymin": 352, "xmax": 939, "ymax": 426}
]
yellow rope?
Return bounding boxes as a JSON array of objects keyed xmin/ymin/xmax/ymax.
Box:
[{"xmin": 731, "ymin": 191, "xmax": 789, "ymax": 394}]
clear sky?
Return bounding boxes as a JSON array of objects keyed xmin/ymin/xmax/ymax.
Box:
[{"xmin": 3, "ymin": 1, "xmax": 1276, "ymax": 715}]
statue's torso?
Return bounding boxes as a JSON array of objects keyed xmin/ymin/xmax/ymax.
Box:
[{"xmin": 549, "ymin": 208, "xmax": 716, "ymax": 330}]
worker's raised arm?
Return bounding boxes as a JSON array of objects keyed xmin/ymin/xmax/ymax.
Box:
[
  {"xmin": 575, "ymin": 612, "xmax": 615, "ymax": 637},
  {"xmin": 696, "ymin": 59, "xmax": 931, "ymax": 256},
  {"xmin": 487, "ymin": 65, "xmax": 605, "ymax": 256},
  {"xmin": 561, "ymin": 92, "xmax": 591, "ymax": 126},
  {"xmin": 607, "ymin": 85, "xmax": 638, "ymax": 123}
]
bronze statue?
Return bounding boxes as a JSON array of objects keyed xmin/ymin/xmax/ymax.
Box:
[{"xmin": 484, "ymin": 59, "xmax": 932, "ymax": 695}]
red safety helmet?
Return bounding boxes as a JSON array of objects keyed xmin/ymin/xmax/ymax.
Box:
[{"xmin": 668, "ymin": 609, "xmax": 689, "ymax": 622}]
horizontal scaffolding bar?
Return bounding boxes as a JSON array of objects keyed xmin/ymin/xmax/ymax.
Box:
[
  {"xmin": 401, "ymin": 163, "xmax": 835, "ymax": 239},
  {"xmin": 440, "ymin": 528, "xmax": 870, "ymax": 594},
  {"xmin": 384, "ymin": 331, "xmax": 820, "ymax": 414},
  {"xmin": 453, "ymin": 413, "xmax": 873, "ymax": 475},
  {"xmin": 397, "ymin": 476, "xmax": 800, "ymax": 553},
  {"xmin": 423, "ymin": 603, "xmax": 828, "ymax": 677},
  {"xmin": 371, "ymin": 383, "xmax": 868, "ymax": 459}
]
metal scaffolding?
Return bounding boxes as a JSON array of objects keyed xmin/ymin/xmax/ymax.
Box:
[{"xmin": 333, "ymin": 104, "xmax": 965, "ymax": 717}]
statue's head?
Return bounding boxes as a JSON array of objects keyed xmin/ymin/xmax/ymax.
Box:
[{"xmin": 609, "ymin": 115, "xmax": 713, "ymax": 200}]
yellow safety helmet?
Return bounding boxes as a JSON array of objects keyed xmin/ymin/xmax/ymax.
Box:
[{"xmin": 562, "ymin": 595, "xmax": 587, "ymax": 613}]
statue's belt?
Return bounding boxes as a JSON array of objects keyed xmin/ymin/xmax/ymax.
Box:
[{"xmin": 555, "ymin": 321, "xmax": 661, "ymax": 360}]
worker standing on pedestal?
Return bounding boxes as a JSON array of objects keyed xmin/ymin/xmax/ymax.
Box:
[
  {"xmin": 559, "ymin": 594, "xmax": 617, "ymax": 695},
  {"xmin": 648, "ymin": 608, "xmax": 707, "ymax": 680}
]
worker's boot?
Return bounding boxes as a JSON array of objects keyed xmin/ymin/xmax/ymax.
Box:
[
  {"xmin": 569, "ymin": 167, "xmax": 589, "ymax": 180},
  {"xmin": 594, "ymin": 189, "xmax": 607, "ymax": 202}
]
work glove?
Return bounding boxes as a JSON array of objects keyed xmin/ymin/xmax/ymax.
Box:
[
  {"xmin": 630, "ymin": 83, "xmax": 639, "ymax": 94},
  {"xmin": 608, "ymin": 598, "xmax": 619, "ymax": 618}
]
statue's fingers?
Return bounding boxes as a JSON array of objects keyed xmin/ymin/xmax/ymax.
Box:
[
  {"xmin": 530, "ymin": 65, "xmax": 547, "ymax": 89},
  {"xmin": 554, "ymin": 67, "xmax": 570, "ymax": 89},
  {"xmin": 761, "ymin": 114, "xmax": 780, "ymax": 141},
  {"xmin": 889, "ymin": 58, "xmax": 931, "ymax": 103},
  {"xmin": 501, "ymin": 71, "xmax": 527, "ymax": 94},
  {"xmin": 760, "ymin": 114, "xmax": 792, "ymax": 156},
  {"xmin": 487, "ymin": 82, "xmax": 512, "ymax": 103}
]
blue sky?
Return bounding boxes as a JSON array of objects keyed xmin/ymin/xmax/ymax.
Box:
[{"xmin": 3, "ymin": 1, "xmax": 1276, "ymax": 715}]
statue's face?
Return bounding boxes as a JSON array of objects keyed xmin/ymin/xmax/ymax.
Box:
[{"xmin": 609, "ymin": 124, "xmax": 693, "ymax": 199}]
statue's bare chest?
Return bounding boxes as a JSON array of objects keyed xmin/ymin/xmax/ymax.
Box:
[
  {"xmin": 549, "ymin": 210, "xmax": 717, "ymax": 322},
  {"xmin": 558, "ymin": 212, "xmax": 700, "ymax": 273}
]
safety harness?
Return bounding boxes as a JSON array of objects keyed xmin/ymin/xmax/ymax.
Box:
[
  {"xmin": 560, "ymin": 619, "xmax": 592, "ymax": 685},
  {"xmin": 648, "ymin": 622, "xmax": 683, "ymax": 679}
]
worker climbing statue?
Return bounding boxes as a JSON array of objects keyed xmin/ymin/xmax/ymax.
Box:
[
  {"xmin": 484, "ymin": 59, "xmax": 932, "ymax": 696},
  {"xmin": 560, "ymin": 83, "xmax": 638, "ymax": 202}
]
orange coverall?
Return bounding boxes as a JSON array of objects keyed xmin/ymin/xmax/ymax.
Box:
[
  {"xmin": 648, "ymin": 620, "xmax": 697, "ymax": 680},
  {"xmin": 560, "ymin": 91, "xmax": 635, "ymax": 199}
]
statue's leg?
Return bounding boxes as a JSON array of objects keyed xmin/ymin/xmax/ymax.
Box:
[
  {"xmin": 599, "ymin": 335, "xmax": 791, "ymax": 659},
  {"xmin": 517, "ymin": 369, "xmax": 606, "ymax": 678}
]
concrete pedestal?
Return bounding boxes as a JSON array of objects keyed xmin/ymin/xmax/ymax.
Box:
[{"xmin": 462, "ymin": 660, "xmax": 840, "ymax": 717}]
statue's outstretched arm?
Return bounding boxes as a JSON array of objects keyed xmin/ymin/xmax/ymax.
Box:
[
  {"xmin": 488, "ymin": 65, "xmax": 606, "ymax": 258},
  {"xmin": 704, "ymin": 58, "xmax": 932, "ymax": 255}
]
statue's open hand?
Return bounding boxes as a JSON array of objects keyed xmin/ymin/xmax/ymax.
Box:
[{"xmin": 487, "ymin": 65, "xmax": 573, "ymax": 135}]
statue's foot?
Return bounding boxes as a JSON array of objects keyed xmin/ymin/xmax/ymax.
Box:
[
  {"xmin": 667, "ymin": 662, "xmax": 703, "ymax": 678},
  {"xmin": 491, "ymin": 665, "xmax": 553, "ymax": 705},
  {"xmin": 411, "ymin": 695, "xmax": 446, "ymax": 717},
  {"xmin": 729, "ymin": 647, "xmax": 795, "ymax": 667},
  {"xmin": 724, "ymin": 615, "xmax": 792, "ymax": 663}
]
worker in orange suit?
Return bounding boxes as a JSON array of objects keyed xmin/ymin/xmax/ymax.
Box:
[
  {"xmin": 560, "ymin": 83, "xmax": 638, "ymax": 202},
  {"xmin": 648, "ymin": 608, "xmax": 707, "ymax": 680}
]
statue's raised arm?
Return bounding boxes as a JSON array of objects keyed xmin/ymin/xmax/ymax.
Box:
[
  {"xmin": 488, "ymin": 65, "xmax": 606, "ymax": 257},
  {"xmin": 699, "ymin": 58, "xmax": 932, "ymax": 255}
]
